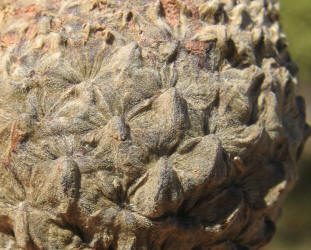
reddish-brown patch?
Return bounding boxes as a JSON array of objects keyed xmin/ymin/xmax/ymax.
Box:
[
  {"xmin": 10, "ymin": 123, "xmax": 21, "ymax": 154},
  {"xmin": 25, "ymin": 23, "xmax": 38, "ymax": 41},
  {"xmin": 161, "ymin": 0, "xmax": 181, "ymax": 26},
  {"xmin": 2, "ymin": 122, "xmax": 21, "ymax": 167},
  {"xmin": 13, "ymin": 4, "xmax": 38, "ymax": 19},
  {"xmin": 184, "ymin": 40, "xmax": 207, "ymax": 57},
  {"xmin": 1, "ymin": 32, "xmax": 18, "ymax": 46}
]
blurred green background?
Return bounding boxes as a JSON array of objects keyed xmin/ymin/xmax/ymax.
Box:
[{"xmin": 267, "ymin": 0, "xmax": 311, "ymax": 249}]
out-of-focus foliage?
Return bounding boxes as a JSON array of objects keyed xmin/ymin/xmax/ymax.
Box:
[
  {"xmin": 279, "ymin": 0, "xmax": 311, "ymax": 83},
  {"xmin": 268, "ymin": 159, "xmax": 311, "ymax": 250},
  {"xmin": 268, "ymin": 0, "xmax": 311, "ymax": 249}
]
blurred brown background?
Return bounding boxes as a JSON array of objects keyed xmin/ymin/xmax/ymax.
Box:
[{"xmin": 267, "ymin": 0, "xmax": 311, "ymax": 249}]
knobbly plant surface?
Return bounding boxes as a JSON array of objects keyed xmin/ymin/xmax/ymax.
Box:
[{"xmin": 0, "ymin": 0, "xmax": 309, "ymax": 249}]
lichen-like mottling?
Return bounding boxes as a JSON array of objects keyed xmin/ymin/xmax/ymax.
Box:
[{"xmin": 0, "ymin": 0, "xmax": 309, "ymax": 249}]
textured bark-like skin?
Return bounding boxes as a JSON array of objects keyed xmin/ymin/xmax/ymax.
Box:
[{"xmin": 0, "ymin": 0, "xmax": 310, "ymax": 249}]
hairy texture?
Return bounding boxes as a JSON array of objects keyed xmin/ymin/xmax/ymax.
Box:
[{"xmin": 0, "ymin": 0, "xmax": 309, "ymax": 249}]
